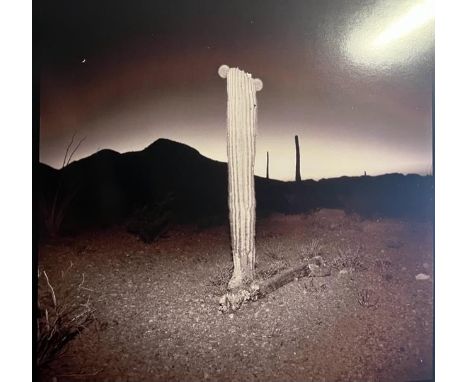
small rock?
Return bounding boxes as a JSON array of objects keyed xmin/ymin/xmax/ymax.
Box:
[
  {"xmin": 339, "ymin": 269, "xmax": 348, "ymax": 275},
  {"xmin": 386, "ymin": 239, "xmax": 403, "ymax": 249},
  {"xmin": 309, "ymin": 264, "xmax": 331, "ymax": 277},
  {"xmin": 415, "ymin": 273, "xmax": 430, "ymax": 280},
  {"xmin": 229, "ymin": 313, "xmax": 234, "ymax": 319}
]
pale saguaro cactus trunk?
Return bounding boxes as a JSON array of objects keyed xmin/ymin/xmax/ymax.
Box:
[{"xmin": 218, "ymin": 65, "xmax": 263, "ymax": 290}]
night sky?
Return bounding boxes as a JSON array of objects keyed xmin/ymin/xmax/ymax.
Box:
[{"xmin": 40, "ymin": 0, "xmax": 434, "ymax": 180}]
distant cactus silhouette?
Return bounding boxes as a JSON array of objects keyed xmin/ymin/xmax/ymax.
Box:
[
  {"xmin": 266, "ymin": 151, "xmax": 270, "ymax": 179},
  {"xmin": 218, "ymin": 65, "xmax": 263, "ymax": 289},
  {"xmin": 295, "ymin": 135, "xmax": 301, "ymax": 182}
]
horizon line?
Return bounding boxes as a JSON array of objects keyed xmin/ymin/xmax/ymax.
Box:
[{"xmin": 38, "ymin": 137, "xmax": 434, "ymax": 182}]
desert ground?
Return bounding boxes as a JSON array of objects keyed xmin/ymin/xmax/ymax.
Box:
[{"xmin": 38, "ymin": 209, "xmax": 433, "ymax": 382}]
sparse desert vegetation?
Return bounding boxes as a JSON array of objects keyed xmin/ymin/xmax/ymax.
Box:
[
  {"xmin": 37, "ymin": 268, "xmax": 95, "ymax": 369},
  {"xmin": 38, "ymin": 209, "xmax": 433, "ymax": 382}
]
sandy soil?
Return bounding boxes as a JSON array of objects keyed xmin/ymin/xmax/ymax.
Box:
[{"xmin": 38, "ymin": 209, "xmax": 433, "ymax": 382}]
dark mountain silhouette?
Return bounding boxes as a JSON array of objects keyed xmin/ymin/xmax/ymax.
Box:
[{"xmin": 37, "ymin": 138, "xmax": 434, "ymax": 236}]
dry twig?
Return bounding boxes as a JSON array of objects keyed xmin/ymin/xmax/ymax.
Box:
[
  {"xmin": 56, "ymin": 369, "xmax": 103, "ymax": 378},
  {"xmin": 357, "ymin": 288, "xmax": 379, "ymax": 308},
  {"xmin": 43, "ymin": 271, "xmax": 57, "ymax": 307}
]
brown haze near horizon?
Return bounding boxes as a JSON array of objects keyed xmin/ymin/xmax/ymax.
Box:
[{"xmin": 40, "ymin": 0, "xmax": 434, "ymax": 180}]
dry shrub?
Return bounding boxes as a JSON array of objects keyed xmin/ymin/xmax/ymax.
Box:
[
  {"xmin": 39, "ymin": 133, "xmax": 86, "ymax": 237},
  {"xmin": 262, "ymin": 241, "xmax": 288, "ymax": 261},
  {"xmin": 357, "ymin": 288, "xmax": 379, "ymax": 308},
  {"xmin": 257, "ymin": 245, "xmax": 291, "ymax": 280},
  {"xmin": 208, "ymin": 264, "xmax": 234, "ymax": 287},
  {"xmin": 374, "ymin": 259, "xmax": 394, "ymax": 281},
  {"xmin": 257, "ymin": 258, "xmax": 290, "ymax": 280},
  {"xmin": 37, "ymin": 268, "xmax": 95, "ymax": 368},
  {"xmin": 330, "ymin": 245, "xmax": 367, "ymax": 272},
  {"xmin": 126, "ymin": 194, "xmax": 174, "ymax": 243},
  {"xmin": 299, "ymin": 239, "xmax": 323, "ymax": 260}
]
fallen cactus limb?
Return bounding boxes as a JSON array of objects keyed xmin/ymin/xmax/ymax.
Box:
[{"xmin": 219, "ymin": 257, "xmax": 331, "ymax": 313}]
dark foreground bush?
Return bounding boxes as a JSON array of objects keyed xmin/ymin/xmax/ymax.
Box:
[{"xmin": 126, "ymin": 194, "xmax": 174, "ymax": 243}]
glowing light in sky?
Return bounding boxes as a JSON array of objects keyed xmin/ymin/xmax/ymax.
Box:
[
  {"xmin": 345, "ymin": 0, "xmax": 434, "ymax": 67},
  {"xmin": 372, "ymin": 0, "xmax": 434, "ymax": 48}
]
